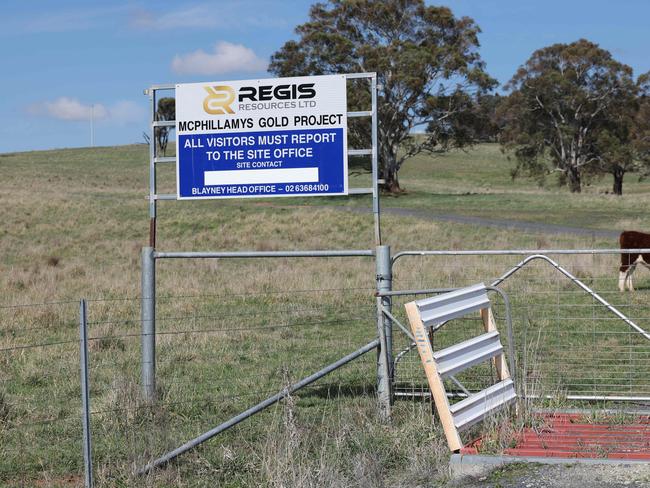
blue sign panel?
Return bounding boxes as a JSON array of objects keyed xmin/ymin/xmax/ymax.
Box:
[{"xmin": 178, "ymin": 128, "xmax": 345, "ymax": 198}]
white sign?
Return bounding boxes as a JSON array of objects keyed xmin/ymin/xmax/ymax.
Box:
[{"xmin": 175, "ymin": 74, "xmax": 348, "ymax": 199}]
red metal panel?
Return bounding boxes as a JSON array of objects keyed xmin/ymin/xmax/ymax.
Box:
[{"xmin": 462, "ymin": 414, "xmax": 650, "ymax": 460}]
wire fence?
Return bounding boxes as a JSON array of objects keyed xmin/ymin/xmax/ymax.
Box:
[
  {"xmin": 390, "ymin": 252, "xmax": 650, "ymax": 403},
  {"xmin": 2, "ymin": 250, "xmax": 650, "ymax": 485},
  {"xmin": 0, "ymin": 299, "xmax": 83, "ymax": 485},
  {"xmin": 90, "ymin": 286, "xmax": 380, "ymax": 485},
  {"xmin": 0, "ymin": 285, "xmax": 380, "ymax": 486}
]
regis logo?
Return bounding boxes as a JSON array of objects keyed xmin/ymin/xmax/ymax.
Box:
[
  {"xmin": 203, "ymin": 85, "xmax": 235, "ymax": 114},
  {"xmin": 238, "ymin": 83, "xmax": 315, "ymax": 101}
]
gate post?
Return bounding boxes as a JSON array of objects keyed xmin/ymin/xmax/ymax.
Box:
[
  {"xmin": 376, "ymin": 245, "xmax": 393, "ymax": 385},
  {"xmin": 375, "ymin": 245, "xmax": 392, "ymax": 419},
  {"xmin": 141, "ymin": 246, "xmax": 156, "ymax": 402}
]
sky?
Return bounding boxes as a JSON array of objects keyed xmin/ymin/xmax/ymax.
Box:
[{"xmin": 2, "ymin": 0, "xmax": 649, "ymax": 153}]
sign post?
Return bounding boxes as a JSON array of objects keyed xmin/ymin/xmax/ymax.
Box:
[
  {"xmin": 142, "ymin": 72, "xmax": 380, "ymax": 411},
  {"xmin": 175, "ymin": 74, "xmax": 348, "ymax": 199}
]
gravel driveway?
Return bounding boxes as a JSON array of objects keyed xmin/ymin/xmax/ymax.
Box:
[{"xmin": 450, "ymin": 462, "xmax": 650, "ymax": 488}]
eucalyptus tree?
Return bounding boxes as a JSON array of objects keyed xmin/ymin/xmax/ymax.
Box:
[
  {"xmin": 500, "ymin": 39, "xmax": 637, "ymax": 193},
  {"xmin": 155, "ymin": 97, "xmax": 175, "ymax": 156},
  {"xmin": 632, "ymin": 72, "xmax": 650, "ymax": 181},
  {"xmin": 269, "ymin": 0, "xmax": 495, "ymax": 193}
]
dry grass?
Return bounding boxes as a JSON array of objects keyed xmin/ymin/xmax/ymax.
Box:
[{"xmin": 2, "ymin": 144, "xmax": 649, "ymax": 486}]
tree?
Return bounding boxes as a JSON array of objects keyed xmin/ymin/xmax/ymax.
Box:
[
  {"xmin": 593, "ymin": 128, "xmax": 635, "ymax": 195},
  {"xmin": 473, "ymin": 93, "xmax": 502, "ymax": 142},
  {"xmin": 155, "ymin": 97, "xmax": 175, "ymax": 156},
  {"xmin": 269, "ymin": 0, "xmax": 495, "ymax": 193},
  {"xmin": 588, "ymin": 71, "xmax": 650, "ymax": 196},
  {"xmin": 499, "ymin": 39, "xmax": 637, "ymax": 193},
  {"xmin": 633, "ymin": 72, "xmax": 650, "ymax": 172}
]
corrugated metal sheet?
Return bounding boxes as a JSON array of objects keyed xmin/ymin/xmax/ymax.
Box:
[
  {"xmin": 462, "ymin": 414, "xmax": 650, "ymax": 460},
  {"xmin": 449, "ymin": 379, "xmax": 516, "ymax": 431},
  {"xmin": 432, "ymin": 330, "xmax": 503, "ymax": 378},
  {"xmin": 416, "ymin": 283, "xmax": 490, "ymax": 328}
]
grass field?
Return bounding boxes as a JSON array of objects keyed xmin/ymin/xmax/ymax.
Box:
[
  {"xmin": 291, "ymin": 142, "xmax": 650, "ymax": 231},
  {"xmin": 1, "ymin": 143, "xmax": 650, "ymax": 486}
]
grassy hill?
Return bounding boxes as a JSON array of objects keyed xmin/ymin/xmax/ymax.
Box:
[
  {"xmin": 3, "ymin": 142, "xmax": 645, "ymax": 304},
  {"xmin": 1, "ymin": 143, "xmax": 649, "ymax": 486}
]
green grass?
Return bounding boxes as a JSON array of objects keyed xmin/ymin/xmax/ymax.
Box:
[
  {"xmin": 292, "ymin": 143, "xmax": 650, "ymax": 231},
  {"xmin": 1, "ymin": 143, "xmax": 649, "ymax": 486}
]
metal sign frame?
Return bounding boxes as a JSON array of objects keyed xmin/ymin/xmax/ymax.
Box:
[
  {"xmin": 175, "ymin": 74, "xmax": 350, "ymax": 200},
  {"xmin": 144, "ymin": 72, "xmax": 382, "ymax": 247},
  {"xmin": 140, "ymin": 74, "xmax": 392, "ymax": 418}
]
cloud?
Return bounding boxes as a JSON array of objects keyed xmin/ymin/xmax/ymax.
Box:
[
  {"xmin": 29, "ymin": 98, "xmax": 145, "ymax": 124},
  {"xmin": 22, "ymin": 5, "xmax": 130, "ymax": 33},
  {"xmin": 131, "ymin": 5, "xmax": 219, "ymax": 30},
  {"xmin": 171, "ymin": 41, "xmax": 267, "ymax": 75},
  {"xmin": 108, "ymin": 101, "xmax": 147, "ymax": 124},
  {"xmin": 130, "ymin": 3, "xmax": 288, "ymax": 31},
  {"xmin": 32, "ymin": 98, "xmax": 109, "ymax": 121},
  {"xmin": 3, "ymin": 2, "xmax": 286, "ymax": 37}
]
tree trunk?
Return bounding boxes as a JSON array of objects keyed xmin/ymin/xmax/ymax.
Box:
[
  {"xmin": 612, "ymin": 167, "xmax": 624, "ymax": 196},
  {"xmin": 380, "ymin": 150, "xmax": 402, "ymax": 194},
  {"xmin": 567, "ymin": 166, "xmax": 581, "ymax": 193},
  {"xmin": 383, "ymin": 166, "xmax": 401, "ymax": 193}
]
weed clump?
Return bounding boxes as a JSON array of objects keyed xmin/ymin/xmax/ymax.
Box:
[{"xmin": 0, "ymin": 390, "xmax": 10, "ymax": 423}]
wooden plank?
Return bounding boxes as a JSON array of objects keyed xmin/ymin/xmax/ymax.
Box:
[
  {"xmin": 480, "ymin": 308, "xmax": 510, "ymax": 381},
  {"xmin": 405, "ymin": 301, "xmax": 462, "ymax": 451}
]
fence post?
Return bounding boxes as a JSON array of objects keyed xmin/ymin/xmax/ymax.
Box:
[
  {"xmin": 376, "ymin": 245, "xmax": 393, "ymax": 387},
  {"xmin": 375, "ymin": 245, "xmax": 392, "ymax": 419},
  {"xmin": 79, "ymin": 299, "xmax": 94, "ymax": 488},
  {"xmin": 141, "ymin": 246, "xmax": 156, "ymax": 402}
]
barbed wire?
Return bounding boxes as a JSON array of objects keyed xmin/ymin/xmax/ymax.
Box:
[
  {"xmin": 0, "ymin": 338, "xmax": 79, "ymax": 353},
  {"xmin": 85, "ymin": 304, "xmax": 375, "ymax": 326},
  {"xmin": 0, "ymin": 321, "xmax": 78, "ymax": 335},
  {"xmin": 0, "ymin": 286, "xmax": 375, "ymax": 310},
  {"xmin": 0, "ymin": 315, "xmax": 375, "ymax": 353},
  {"xmin": 0, "ymin": 299, "xmax": 78, "ymax": 310}
]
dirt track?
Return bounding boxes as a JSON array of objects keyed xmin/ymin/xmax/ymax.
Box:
[
  {"xmin": 331, "ymin": 205, "xmax": 621, "ymax": 238},
  {"xmin": 450, "ymin": 462, "xmax": 650, "ymax": 488}
]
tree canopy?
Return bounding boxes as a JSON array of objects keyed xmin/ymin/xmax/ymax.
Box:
[
  {"xmin": 632, "ymin": 72, "xmax": 650, "ymax": 173},
  {"xmin": 269, "ymin": 0, "xmax": 495, "ymax": 193},
  {"xmin": 156, "ymin": 97, "xmax": 175, "ymax": 156},
  {"xmin": 499, "ymin": 39, "xmax": 638, "ymax": 193}
]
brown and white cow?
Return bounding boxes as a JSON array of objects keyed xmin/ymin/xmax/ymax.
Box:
[{"xmin": 619, "ymin": 231, "xmax": 650, "ymax": 291}]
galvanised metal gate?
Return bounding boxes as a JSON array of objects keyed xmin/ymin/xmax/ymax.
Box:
[{"xmin": 386, "ymin": 249, "xmax": 650, "ymax": 403}]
